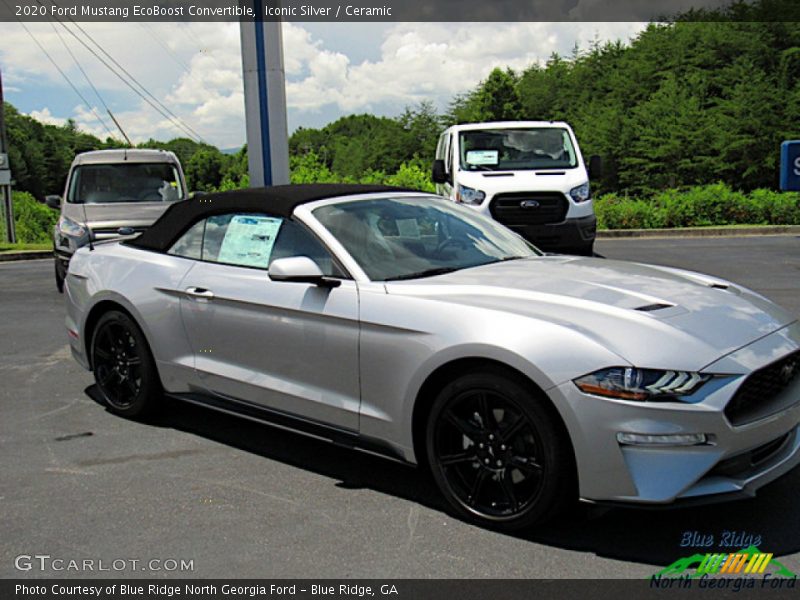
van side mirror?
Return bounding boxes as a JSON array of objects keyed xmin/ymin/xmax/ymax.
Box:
[
  {"xmin": 431, "ymin": 159, "xmax": 449, "ymax": 184},
  {"xmin": 588, "ymin": 155, "xmax": 603, "ymax": 180},
  {"xmin": 268, "ymin": 256, "xmax": 341, "ymax": 288},
  {"xmin": 45, "ymin": 195, "xmax": 62, "ymax": 209}
]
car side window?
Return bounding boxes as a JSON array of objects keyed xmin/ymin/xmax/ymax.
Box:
[
  {"xmin": 270, "ymin": 220, "xmax": 343, "ymax": 277},
  {"xmin": 169, "ymin": 213, "xmax": 342, "ymax": 276},
  {"xmin": 167, "ymin": 220, "xmax": 204, "ymax": 259},
  {"xmin": 204, "ymin": 213, "xmax": 282, "ymax": 269}
]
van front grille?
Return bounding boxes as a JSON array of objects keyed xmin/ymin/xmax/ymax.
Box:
[{"xmin": 489, "ymin": 192, "xmax": 568, "ymax": 226}]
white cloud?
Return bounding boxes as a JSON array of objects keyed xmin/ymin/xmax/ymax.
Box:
[
  {"xmin": 0, "ymin": 21, "xmax": 646, "ymax": 147},
  {"xmin": 26, "ymin": 107, "xmax": 67, "ymax": 127}
]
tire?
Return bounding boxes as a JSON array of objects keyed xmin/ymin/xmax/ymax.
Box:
[
  {"xmin": 54, "ymin": 259, "xmax": 65, "ymax": 293},
  {"xmin": 90, "ymin": 310, "xmax": 162, "ymax": 418},
  {"xmin": 425, "ymin": 369, "xmax": 576, "ymax": 531}
]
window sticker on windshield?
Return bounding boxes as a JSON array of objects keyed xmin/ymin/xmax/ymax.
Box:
[
  {"xmin": 465, "ymin": 150, "xmax": 499, "ymax": 165},
  {"xmin": 396, "ymin": 218, "xmax": 421, "ymax": 238},
  {"xmin": 218, "ymin": 215, "xmax": 282, "ymax": 268}
]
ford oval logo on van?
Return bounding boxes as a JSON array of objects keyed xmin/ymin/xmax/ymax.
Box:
[{"xmin": 520, "ymin": 200, "xmax": 540, "ymax": 209}]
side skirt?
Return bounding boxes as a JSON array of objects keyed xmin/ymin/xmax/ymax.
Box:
[{"xmin": 166, "ymin": 391, "xmax": 409, "ymax": 464}]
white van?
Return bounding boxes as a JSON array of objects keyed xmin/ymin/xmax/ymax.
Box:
[{"xmin": 432, "ymin": 121, "xmax": 601, "ymax": 255}]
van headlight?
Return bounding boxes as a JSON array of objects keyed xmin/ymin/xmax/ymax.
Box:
[
  {"xmin": 456, "ymin": 184, "xmax": 486, "ymax": 206},
  {"xmin": 574, "ymin": 367, "xmax": 711, "ymax": 401},
  {"xmin": 569, "ymin": 182, "xmax": 591, "ymax": 203},
  {"xmin": 57, "ymin": 216, "xmax": 86, "ymax": 238}
]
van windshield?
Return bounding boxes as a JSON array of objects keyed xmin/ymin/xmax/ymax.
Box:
[
  {"xmin": 459, "ymin": 128, "xmax": 577, "ymax": 171},
  {"xmin": 67, "ymin": 163, "xmax": 184, "ymax": 204}
]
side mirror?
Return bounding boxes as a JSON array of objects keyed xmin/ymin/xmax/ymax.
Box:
[
  {"xmin": 45, "ymin": 195, "xmax": 62, "ymax": 209},
  {"xmin": 268, "ymin": 256, "xmax": 341, "ymax": 288},
  {"xmin": 588, "ymin": 155, "xmax": 603, "ymax": 180},
  {"xmin": 431, "ymin": 159, "xmax": 449, "ymax": 184}
]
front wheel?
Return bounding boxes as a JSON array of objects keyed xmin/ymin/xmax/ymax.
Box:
[
  {"xmin": 90, "ymin": 310, "xmax": 161, "ymax": 418},
  {"xmin": 54, "ymin": 258, "xmax": 65, "ymax": 293},
  {"xmin": 425, "ymin": 371, "xmax": 576, "ymax": 531}
]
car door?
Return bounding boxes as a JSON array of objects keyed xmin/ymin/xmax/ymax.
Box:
[{"xmin": 173, "ymin": 212, "xmax": 361, "ymax": 431}]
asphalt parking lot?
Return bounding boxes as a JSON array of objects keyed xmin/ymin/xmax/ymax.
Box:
[{"xmin": 1, "ymin": 235, "xmax": 799, "ymax": 579}]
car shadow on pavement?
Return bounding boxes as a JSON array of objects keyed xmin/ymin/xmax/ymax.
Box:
[{"xmin": 86, "ymin": 384, "xmax": 800, "ymax": 568}]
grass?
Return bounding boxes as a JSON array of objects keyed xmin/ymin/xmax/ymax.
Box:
[{"xmin": 0, "ymin": 242, "xmax": 51, "ymax": 252}]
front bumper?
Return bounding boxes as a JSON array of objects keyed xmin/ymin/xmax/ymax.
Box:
[
  {"xmin": 505, "ymin": 214, "xmax": 596, "ymax": 252},
  {"xmin": 553, "ymin": 321, "xmax": 800, "ymax": 505}
]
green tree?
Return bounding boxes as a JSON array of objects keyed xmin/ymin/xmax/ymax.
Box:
[{"xmin": 185, "ymin": 148, "xmax": 225, "ymax": 192}]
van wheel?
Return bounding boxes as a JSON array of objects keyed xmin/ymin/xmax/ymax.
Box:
[
  {"xmin": 54, "ymin": 259, "xmax": 65, "ymax": 293},
  {"xmin": 425, "ymin": 371, "xmax": 576, "ymax": 531}
]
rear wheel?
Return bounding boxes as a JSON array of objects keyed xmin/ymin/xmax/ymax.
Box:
[
  {"xmin": 90, "ymin": 310, "xmax": 161, "ymax": 418},
  {"xmin": 425, "ymin": 370, "xmax": 575, "ymax": 531}
]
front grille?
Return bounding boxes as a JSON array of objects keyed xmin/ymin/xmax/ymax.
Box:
[
  {"xmin": 725, "ymin": 349, "xmax": 800, "ymax": 426},
  {"xmin": 489, "ymin": 192, "xmax": 568, "ymax": 226},
  {"xmin": 92, "ymin": 227, "xmax": 147, "ymax": 237}
]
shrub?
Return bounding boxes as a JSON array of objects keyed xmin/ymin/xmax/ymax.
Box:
[
  {"xmin": 751, "ymin": 188, "xmax": 800, "ymax": 225},
  {"xmin": 12, "ymin": 191, "xmax": 57, "ymax": 243},
  {"xmin": 595, "ymin": 194, "xmax": 666, "ymax": 229},
  {"xmin": 383, "ymin": 160, "xmax": 435, "ymax": 192},
  {"xmin": 596, "ymin": 183, "xmax": 799, "ymax": 229}
]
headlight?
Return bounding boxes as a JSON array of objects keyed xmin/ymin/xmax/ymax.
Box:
[
  {"xmin": 456, "ymin": 184, "xmax": 486, "ymax": 205},
  {"xmin": 57, "ymin": 216, "xmax": 86, "ymax": 238},
  {"xmin": 569, "ymin": 182, "xmax": 591, "ymax": 203},
  {"xmin": 573, "ymin": 367, "xmax": 711, "ymax": 401}
]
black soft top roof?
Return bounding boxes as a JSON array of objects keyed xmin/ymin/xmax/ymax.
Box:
[{"xmin": 129, "ymin": 183, "xmax": 414, "ymax": 252}]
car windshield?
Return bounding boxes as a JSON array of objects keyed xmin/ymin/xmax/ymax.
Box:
[
  {"xmin": 313, "ymin": 196, "xmax": 540, "ymax": 281},
  {"xmin": 67, "ymin": 163, "xmax": 184, "ymax": 204},
  {"xmin": 459, "ymin": 127, "xmax": 577, "ymax": 171}
]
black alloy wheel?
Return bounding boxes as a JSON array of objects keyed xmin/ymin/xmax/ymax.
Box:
[
  {"xmin": 91, "ymin": 310, "xmax": 161, "ymax": 417},
  {"xmin": 426, "ymin": 371, "xmax": 575, "ymax": 530}
]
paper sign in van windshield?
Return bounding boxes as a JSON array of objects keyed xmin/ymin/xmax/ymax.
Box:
[
  {"xmin": 466, "ymin": 150, "xmax": 499, "ymax": 165},
  {"xmin": 218, "ymin": 215, "xmax": 282, "ymax": 268}
]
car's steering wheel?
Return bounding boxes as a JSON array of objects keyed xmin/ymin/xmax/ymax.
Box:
[{"xmin": 435, "ymin": 238, "xmax": 468, "ymax": 256}]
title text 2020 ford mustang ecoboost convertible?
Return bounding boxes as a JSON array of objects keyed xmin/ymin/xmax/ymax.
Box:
[{"xmin": 64, "ymin": 184, "xmax": 800, "ymax": 530}]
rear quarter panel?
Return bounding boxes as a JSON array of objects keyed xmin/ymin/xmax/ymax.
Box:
[{"xmin": 66, "ymin": 243, "xmax": 196, "ymax": 392}]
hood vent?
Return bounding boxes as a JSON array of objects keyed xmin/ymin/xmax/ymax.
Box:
[
  {"xmin": 482, "ymin": 173, "xmax": 514, "ymax": 178},
  {"xmin": 634, "ymin": 303, "xmax": 674, "ymax": 312},
  {"xmin": 709, "ymin": 283, "xmax": 729, "ymax": 290}
]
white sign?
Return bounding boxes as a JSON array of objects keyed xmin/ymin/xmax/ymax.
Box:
[
  {"xmin": 218, "ymin": 215, "xmax": 282, "ymax": 268},
  {"xmin": 465, "ymin": 150, "xmax": 499, "ymax": 165}
]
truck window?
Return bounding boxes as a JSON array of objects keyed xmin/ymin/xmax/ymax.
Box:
[
  {"xmin": 458, "ymin": 128, "xmax": 577, "ymax": 171},
  {"xmin": 67, "ymin": 163, "xmax": 184, "ymax": 204}
]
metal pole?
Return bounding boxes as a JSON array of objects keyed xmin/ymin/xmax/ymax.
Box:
[
  {"xmin": 240, "ymin": 6, "xmax": 290, "ymax": 187},
  {"xmin": 0, "ymin": 67, "xmax": 16, "ymax": 243}
]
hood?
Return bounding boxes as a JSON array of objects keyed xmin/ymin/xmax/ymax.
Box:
[
  {"xmin": 63, "ymin": 202, "xmax": 174, "ymax": 231},
  {"xmin": 456, "ymin": 168, "xmax": 587, "ymax": 197},
  {"xmin": 385, "ymin": 256, "xmax": 796, "ymax": 371}
]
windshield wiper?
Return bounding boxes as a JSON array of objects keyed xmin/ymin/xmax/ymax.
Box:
[{"xmin": 384, "ymin": 266, "xmax": 462, "ymax": 281}]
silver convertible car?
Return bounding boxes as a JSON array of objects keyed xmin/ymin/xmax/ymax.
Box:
[{"xmin": 64, "ymin": 184, "xmax": 800, "ymax": 530}]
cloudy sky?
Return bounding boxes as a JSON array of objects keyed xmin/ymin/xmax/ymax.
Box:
[{"xmin": 0, "ymin": 22, "xmax": 646, "ymax": 149}]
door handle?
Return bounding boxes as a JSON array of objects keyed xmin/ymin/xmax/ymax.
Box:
[{"xmin": 185, "ymin": 287, "xmax": 215, "ymax": 299}]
